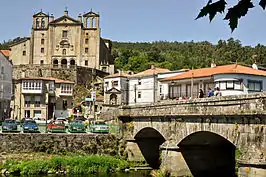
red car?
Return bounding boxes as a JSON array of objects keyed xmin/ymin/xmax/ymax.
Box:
[{"xmin": 47, "ymin": 120, "xmax": 66, "ymax": 133}]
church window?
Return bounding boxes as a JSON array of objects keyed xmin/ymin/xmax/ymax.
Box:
[
  {"xmin": 85, "ymin": 60, "xmax": 88, "ymax": 66},
  {"xmin": 36, "ymin": 18, "xmax": 40, "ymax": 28},
  {"xmin": 41, "ymin": 39, "xmax": 45, "ymax": 45},
  {"xmin": 41, "ymin": 18, "xmax": 45, "ymax": 28},
  {"xmin": 22, "ymin": 51, "xmax": 26, "ymax": 56},
  {"xmin": 62, "ymin": 31, "xmax": 68, "ymax": 38},
  {"xmin": 40, "ymin": 60, "xmax": 44, "ymax": 65},
  {"xmin": 62, "ymin": 49, "xmax": 66, "ymax": 55},
  {"xmin": 85, "ymin": 38, "xmax": 88, "ymax": 44},
  {"xmin": 41, "ymin": 48, "xmax": 44, "ymax": 53},
  {"xmin": 85, "ymin": 48, "xmax": 88, "ymax": 53}
]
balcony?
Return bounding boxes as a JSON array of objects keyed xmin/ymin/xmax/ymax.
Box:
[
  {"xmin": 59, "ymin": 90, "xmax": 72, "ymax": 96},
  {"xmin": 22, "ymin": 88, "xmax": 43, "ymax": 94}
]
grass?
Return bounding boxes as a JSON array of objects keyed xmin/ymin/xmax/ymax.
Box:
[{"xmin": 0, "ymin": 154, "xmax": 130, "ymax": 175}]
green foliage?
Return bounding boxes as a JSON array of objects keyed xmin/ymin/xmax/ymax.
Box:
[
  {"xmin": 0, "ymin": 155, "xmax": 130, "ymax": 175},
  {"xmin": 112, "ymin": 39, "xmax": 266, "ymax": 73},
  {"xmin": 197, "ymin": 0, "xmax": 266, "ymax": 31}
]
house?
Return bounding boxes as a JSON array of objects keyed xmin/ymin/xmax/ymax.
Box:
[
  {"xmin": 11, "ymin": 77, "xmax": 74, "ymax": 120},
  {"xmin": 103, "ymin": 65, "xmax": 187, "ymax": 106},
  {"xmin": 0, "ymin": 51, "xmax": 12, "ymax": 120},
  {"xmin": 162, "ymin": 63, "xmax": 266, "ymax": 99}
]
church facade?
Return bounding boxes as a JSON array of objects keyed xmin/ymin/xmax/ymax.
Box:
[{"xmin": 9, "ymin": 9, "xmax": 114, "ymax": 74}]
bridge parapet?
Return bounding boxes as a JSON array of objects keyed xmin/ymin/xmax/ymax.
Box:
[{"xmin": 118, "ymin": 92, "xmax": 266, "ymax": 118}]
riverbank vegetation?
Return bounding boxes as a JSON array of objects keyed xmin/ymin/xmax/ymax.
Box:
[{"xmin": 0, "ymin": 153, "xmax": 130, "ymax": 175}]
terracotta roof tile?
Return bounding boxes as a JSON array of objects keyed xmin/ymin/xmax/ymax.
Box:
[
  {"xmin": 163, "ymin": 64, "xmax": 266, "ymax": 81},
  {"xmin": 20, "ymin": 77, "xmax": 74, "ymax": 84},
  {"xmin": 96, "ymin": 95, "xmax": 104, "ymax": 101},
  {"xmin": 0, "ymin": 50, "xmax": 10, "ymax": 57},
  {"xmin": 105, "ymin": 72, "xmax": 130, "ymax": 78},
  {"xmin": 130, "ymin": 67, "xmax": 170, "ymax": 77}
]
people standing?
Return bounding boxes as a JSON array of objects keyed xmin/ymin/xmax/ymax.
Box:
[
  {"xmin": 207, "ymin": 88, "xmax": 214, "ymax": 97},
  {"xmin": 198, "ymin": 89, "xmax": 204, "ymax": 98},
  {"xmin": 214, "ymin": 87, "xmax": 222, "ymax": 96}
]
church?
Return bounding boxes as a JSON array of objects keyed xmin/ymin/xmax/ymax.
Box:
[{"xmin": 9, "ymin": 9, "xmax": 114, "ymax": 75}]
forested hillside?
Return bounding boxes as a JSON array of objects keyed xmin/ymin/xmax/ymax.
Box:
[
  {"xmin": 2, "ymin": 37, "xmax": 266, "ymax": 73},
  {"xmin": 112, "ymin": 38, "xmax": 266, "ymax": 72}
]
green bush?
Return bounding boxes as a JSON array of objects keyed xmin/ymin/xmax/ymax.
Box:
[{"xmin": 0, "ymin": 155, "xmax": 130, "ymax": 175}]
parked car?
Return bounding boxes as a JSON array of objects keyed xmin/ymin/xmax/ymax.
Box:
[
  {"xmin": 47, "ymin": 120, "xmax": 66, "ymax": 133},
  {"xmin": 56, "ymin": 117, "xmax": 69, "ymax": 127},
  {"xmin": 2, "ymin": 119, "xmax": 18, "ymax": 132},
  {"xmin": 23, "ymin": 119, "xmax": 39, "ymax": 133},
  {"xmin": 89, "ymin": 120, "xmax": 109, "ymax": 134},
  {"xmin": 69, "ymin": 120, "xmax": 86, "ymax": 133}
]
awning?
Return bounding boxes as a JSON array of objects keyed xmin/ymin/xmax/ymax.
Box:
[{"xmin": 214, "ymin": 78, "xmax": 240, "ymax": 82}]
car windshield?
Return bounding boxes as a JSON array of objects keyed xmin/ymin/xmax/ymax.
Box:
[
  {"xmin": 95, "ymin": 121, "xmax": 106, "ymax": 125},
  {"xmin": 54, "ymin": 121, "xmax": 64, "ymax": 125},
  {"xmin": 4, "ymin": 119, "xmax": 15, "ymax": 123},
  {"xmin": 24, "ymin": 120, "xmax": 36, "ymax": 124},
  {"xmin": 72, "ymin": 120, "xmax": 82, "ymax": 124}
]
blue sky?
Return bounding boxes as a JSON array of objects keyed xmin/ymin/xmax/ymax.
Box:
[{"xmin": 0, "ymin": 0, "xmax": 266, "ymax": 46}]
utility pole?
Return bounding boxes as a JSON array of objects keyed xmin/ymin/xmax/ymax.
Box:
[
  {"xmin": 191, "ymin": 67, "xmax": 194, "ymax": 99},
  {"xmin": 92, "ymin": 68, "xmax": 96, "ymax": 121}
]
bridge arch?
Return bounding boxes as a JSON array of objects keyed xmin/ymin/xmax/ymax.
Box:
[
  {"xmin": 177, "ymin": 131, "xmax": 236, "ymax": 177},
  {"xmin": 134, "ymin": 127, "xmax": 166, "ymax": 169}
]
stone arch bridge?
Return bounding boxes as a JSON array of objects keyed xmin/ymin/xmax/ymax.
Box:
[{"xmin": 112, "ymin": 93, "xmax": 266, "ymax": 177}]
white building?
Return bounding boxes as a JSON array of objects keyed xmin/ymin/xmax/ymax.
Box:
[
  {"xmin": 0, "ymin": 51, "xmax": 12, "ymax": 120},
  {"xmin": 103, "ymin": 66, "xmax": 186, "ymax": 106},
  {"xmin": 162, "ymin": 64, "xmax": 266, "ymax": 98}
]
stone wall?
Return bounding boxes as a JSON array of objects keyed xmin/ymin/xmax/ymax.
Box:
[{"xmin": 0, "ymin": 133, "xmax": 120, "ymax": 155}]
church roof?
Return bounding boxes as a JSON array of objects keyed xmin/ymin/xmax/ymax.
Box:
[
  {"xmin": 83, "ymin": 11, "xmax": 99, "ymax": 17},
  {"xmin": 33, "ymin": 11, "xmax": 49, "ymax": 17},
  {"xmin": 49, "ymin": 15, "xmax": 81, "ymax": 25}
]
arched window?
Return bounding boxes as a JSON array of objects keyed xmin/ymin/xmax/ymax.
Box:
[
  {"xmin": 110, "ymin": 94, "xmax": 118, "ymax": 105},
  {"xmin": 53, "ymin": 59, "xmax": 58, "ymax": 68},
  {"xmin": 61, "ymin": 59, "xmax": 67, "ymax": 68},
  {"xmin": 41, "ymin": 18, "xmax": 45, "ymax": 28},
  {"xmin": 70, "ymin": 59, "xmax": 75, "ymax": 68},
  {"xmin": 62, "ymin": 49, "xmax": 66, "ymax": 55},
  {"xmin": 36, "ymin": 18, "xmax": 40, "ymax": 28},
  {"xmin": 41, "ymin": 39, "xmax": 45, "ymax": 45}
]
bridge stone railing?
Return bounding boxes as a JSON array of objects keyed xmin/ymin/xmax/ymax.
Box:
[{"xmin": 118, "ymin": 92, "xmax": 266, "ymax": 118}]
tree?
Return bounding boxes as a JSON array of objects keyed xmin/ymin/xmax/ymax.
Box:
[{"xmin": 196, "ymin": 0, "xmax": 266, "ymax": 31}]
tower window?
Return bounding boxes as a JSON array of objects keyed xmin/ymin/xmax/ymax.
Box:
[
  {"xmin": 62, "ymin": 49, "xmax": 66, "ymax": 55},
  {"xmin": 41, "ymin": 48, "xmax": 44, "ymax": 53},
  {"xmin": 85, "ymin": 48, "xmax": 88, "ymax": 53},
  {"xmin": 85, "ymin": 38, "xmax": 88, "ymax": 44},
  {"xmin": 22, "ymin": 51, "xmax": 26, "ymax": 56},
  {"xmin": 62, "ymin": 30, "xmax": 68, "ymax": 38},
  {"xmin": 36, "ymin": 18, "xmax": 40, "ymax": 28},
  {"xmin": 85, "ymin": 60, "xmax": 88, "ymax": 66},
  {"xmin": 41, "ymin": 18, "xmax": 45, "ymax": 28},
  {"xmin": 40, "ymin": 60, "xmax": 44, "ymax": 65},
  {"xmin": 41, "ymin": 39, "xmax": 45, "ymax": 45}
]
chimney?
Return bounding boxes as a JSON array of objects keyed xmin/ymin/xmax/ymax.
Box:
[
  {"xmin": 151, "ymin": 64, "xmax": 155, "ymax": 69},
  {"xmin": 211, "ymin": 60, "xmax": 216, "ymax": 68},
  {"xmin": 252, "ymin": 62, "xmax": 258, "ymax": 70},
  {"xmin": 50, "ymin": 14, "xmax": 54, "ymax": 22},
  {"xmin": 78, "ymin": 14, "xmax": 82, "ymax": 22}
]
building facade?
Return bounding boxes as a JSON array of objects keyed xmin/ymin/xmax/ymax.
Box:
[
  {"xmin": 0, "ymin": 51, "xmax": 12, "ymax": 120},
  {"xmin": 9, "ymin": 9, "xmax": 114, "ymax": 74},
  {"xmin": 163, "ymin": 64, "xmax": 266, "ymax": 98},
  {"xmin": 11, "ymin": 77, "xmax": 74, "ymax": 120}
]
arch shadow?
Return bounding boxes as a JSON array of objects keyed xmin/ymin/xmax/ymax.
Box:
[
  {"xmin": 178, "ymin": 131, "xmax": 236, "ymax": 177},
  {"xmin": 134, "ymin": 127, "xmax": 165, "ymax": 169}
]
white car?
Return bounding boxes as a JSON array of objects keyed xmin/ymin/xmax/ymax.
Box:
[{"xmin": 56, "ymin": 117, "xmax": 69, "ymax": 127}]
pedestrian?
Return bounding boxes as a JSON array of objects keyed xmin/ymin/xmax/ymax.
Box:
[
  {"xmin": 198, "ymin": 89, "xmax": 204, "ymax": 98},
  {"xmin": 214, "ymin": 87, "xmax": 222, "ymax": 96},
  {"xmin": 207, "ymin": 88, "xmax": 214, "ymax": 97}
]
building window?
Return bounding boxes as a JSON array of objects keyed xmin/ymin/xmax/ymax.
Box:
[
  {"xmin": 41, "ymin": 39, "xmax": 45, "ymax": 45},
  {"xmin": 40, "ymin": 60, "xmax": 44, "ymax": 65},
  {"xmin": 138, "ymin": 91, "xmax": 141, "ymax": 98},
  {"xmin": 62, "ymin": 30, "xmax": 68, "ymax": 38},
  {"xmin": 62, "ymin": 49, "xmax": 66, "ymax": 55},
  {"xmin": 86, "ymin": 33, "xmax": 88, "ymax": 35},
  {"xmin": 61, "ymin": 84, "xmax": 72, "ymax": 94},
  {"xmin": 23, "ymin": 51, "xmax": 26, "ymax": 56},
  {"xmin": 102, "ymin": 67, "xmax": 107, "ymax": 72},
  {"xmin": 85, "ymin": 38, "xmax": 89, "ymax": 44},
  {"xmin": 49, "ymin": 82, "xmax": 55, "ymax": 91},
  {"xmin": 34, "ymin": 96, "xmax": 41, "ymax": 107},
  {"xmin": 1, "ymin": 66, "xmax": 4, "ymax": 74},
  {"xmin": 113, "ymin": 81, "xmax": 118, "ymax": 87},
  {"xmin": 36, "ymin": 18, "xmax": 40, "ymax": 28},
  {"xmin": 85, "ymin": 60, "xmax": 88, "ymax": 66},
  {"xmin": 159, "ymin": 85, "xmax": 162, "ymax": 94},
  {"xmin": 41, "ymin": 18, "xmax": 45, "ymax": 28},
  {"xmin": 138, "ymin": 79, "xmax": 141, "ymax": 85},
  {"xmin": 226, "ymin": 81, "xmax": 234, "ymax": 89},
  {"xmin": 63, "ymin": 100, "xmax": 68, "ymax": 110},
  {"xmin": 85, "ymin": 48, "xmax": 88, "ymax": 53},
  {"xmin": 25, "ymin": 110, "xmax": 30, "ymax": 118},
  {"xmin": 22, "ymin": 80, "xmax": 42, "ymax": 90},
  {"xmin": 33, "ymin": 110, "xmax": 42, "ymax": 119},
  {"xmin": 248, "ymin": 80, "xmax": 262, "ymax": 92},
  {"xmin": 105, "ymin": 81, "xmax": 109, "ymax": 88},
  {"xmin": 24, "ymin": 96, "xmax": 31, "ymax": 107},
  {"xmin": 41, "ymin": 48, "xmax": 44, "ymax": 53}
]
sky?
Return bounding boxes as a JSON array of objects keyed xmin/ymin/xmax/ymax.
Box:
[{"xmin": 0, "ymin": 0, "xmax": 266, "ymax": 46}]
